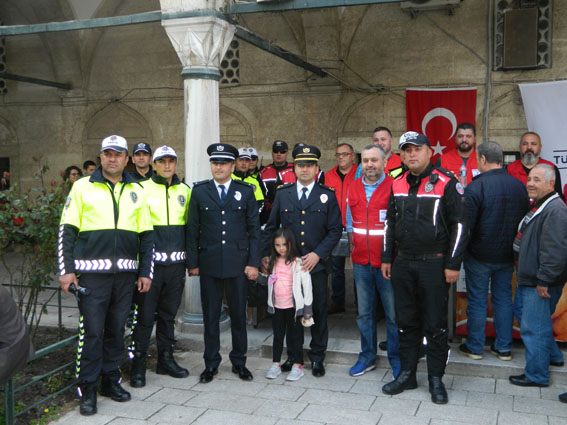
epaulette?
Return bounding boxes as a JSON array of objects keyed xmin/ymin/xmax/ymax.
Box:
[
  {"xmin": 434, "ymin": 167, "xmax": 456, "ymax": 179},
  {"xmin": 233, "ymin": 179, "xmax": 255, "ymax": 190},
  {"xmin": 192, "ymin": 179, "xmax": 209, "ymax": 187},
  {"xmin": 277, "ymin": 183, "xmax": 294, "ymax": 190},
  {"xmin": 318, "ymin": 183, "xmax": 335, "ymax": 192}
]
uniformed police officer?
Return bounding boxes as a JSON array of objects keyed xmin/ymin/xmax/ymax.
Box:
[
  {"xmin": 186, "ymin": 143, "xmax": 261, "ymax": 383},
  {"xmin": 59, "ymin": 135, "xmax": 153, "ymax": 416},
  {"xmin": 130, "ymin": 146, "xmax": 191, "ymax": 388},
  {"xmin": 130, "ymin": 142, "xmax": 154, "ymax": 181},
  {"xmin": 381, "ymin": 132, "xmax": 468, "ymax": 404},
  {"xmin": 262, "ymin": 144, "xmax": 342, "ymax": 377},
  {"xmin": 232, "ymin": 147, "xmax": 265, "ymax": 214}
]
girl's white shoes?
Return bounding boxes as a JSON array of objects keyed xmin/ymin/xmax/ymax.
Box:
[
  {"xmin": 286, "ymin": 365, "xmax": 304, "ymax": 381},
  {"xmin": 266, "ymin": 363, "xmax": 281, "ymax": 379}
]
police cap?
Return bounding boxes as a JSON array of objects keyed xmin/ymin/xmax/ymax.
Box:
[
  {"xmin": 207, "ymin": 143, "xmax": 238, "ymax": 163},
  {"xmin": 133, "ymin": 142, "xmax": 152, "ymax": 155},
  {"xmin": 292, "ymin": 144, "xmax": 321, "ymax": 165},
  {"xmin": 399, "ymin": 131, "xmax": 430, "ymax": 150}
]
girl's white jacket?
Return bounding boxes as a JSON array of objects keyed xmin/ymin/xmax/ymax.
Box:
[{"xmin": 267, "ymin": 257, "xmax": 313, "ymax": 318}]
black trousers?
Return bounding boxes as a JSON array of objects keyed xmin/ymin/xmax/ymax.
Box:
[
  {"xmin": 133, "ymin": 263, "xmax": 185, "ymax": 353},
  {"xmin": 200, "ymin": 274, "xmax": 248, "ymax": 369},
  {"xmin": 76, "ymin": 272, "xmax": 136, "ymax": 385},
  {"xmin": 272, "ymin": 307, "xmax": 304, "ymax": 364},
  {"xmin": 391, "ymin": 256, "xmax": 449, "ymax": 377},
  {"xmin": 308, "ymin": 270, "xmax": 329, "ymax": 363}
]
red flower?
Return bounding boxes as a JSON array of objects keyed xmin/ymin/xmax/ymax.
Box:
[{"xmin": 12, "ymin": 216, "xmax": 24, "ymax": 226}]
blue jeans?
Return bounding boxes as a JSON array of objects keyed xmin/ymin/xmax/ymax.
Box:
[
  {"xmin": 463, "ymin": 254, "xmax": 514, "ymax": 353},
  {"xmin": 514, "ymin": 285, "xmax": 564, "ymax": 385},
  {"xmin": 353, "ymin": 263, "xmax": 400, "ymax": 377}
]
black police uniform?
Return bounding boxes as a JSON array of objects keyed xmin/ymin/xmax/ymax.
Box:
[
  {"xmin": 186, "ymin": 145, "xmax": 261, "ymax": 372},
  {"xmin": 262, "ymin": 145, "xmax": 342, "ymax": 366},
  {"xmin": 382, "ymin": 163, "xmax": 468, "ymax": 378}
]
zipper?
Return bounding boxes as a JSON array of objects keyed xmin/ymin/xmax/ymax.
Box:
[
  {"xmin": 107, "ymin": 182, "xmax": 127, "ymax": 271},
  {"xmin": 165, "ymin": 183, "xmax": 171, "ymax": 261}
]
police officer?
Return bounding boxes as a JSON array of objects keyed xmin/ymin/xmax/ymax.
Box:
[
  {"xmin": 59, "ymin": 135, "xmax": 153, "ymax": 416},
  {"xmin": 186, "ymin": 143, "xmax": 261, "ymax": 383},
  {"xmin": 262, "ymin": 144, "xmax": 342, "ymax": 377},
  {"xmin": 130, "ymin": 146, "xmax": 191, "ymax": 387},
  {"xmin": 130, "ymin": 142, "xmax": 154, "ymax": 181},
  {"xmin": 232, "ymin": 147, "xmax": 265, "ymax": 212},
  {"xmin": 381, "ymin": 132, "xmax": 468, "ymax": 404},
  {"xmin": 246, "ymin": 147, "xmax": 268, "ymax": 199}
]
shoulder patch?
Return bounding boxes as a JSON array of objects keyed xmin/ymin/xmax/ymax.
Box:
[
  {"xmin": 318, "ymin": 183, "xmax": 335, "ymax": 192},
  {"xmin": 193, "ymin": 179, "xmax": 209, "ymax": 187},
  {"xmin": 435, "ymin": 167, "xmax": 455, "ymax": 179},
  {"xmin": 455, "ymin": 182, "xmax": 465, "ymax": 195}
]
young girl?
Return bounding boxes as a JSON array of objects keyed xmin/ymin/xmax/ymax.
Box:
[{"xmin": 266, "ymin": 228, "xmax": 313, "ymax": 381}]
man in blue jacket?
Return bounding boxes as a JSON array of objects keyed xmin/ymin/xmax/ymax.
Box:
[{"xmin": 459, "ymin": 142, "xmax": 529, "ymax": 361}]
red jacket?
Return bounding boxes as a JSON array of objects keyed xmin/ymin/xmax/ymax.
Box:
[
  {"xmin": 348, "ymin": 176, "xmax": 393, "ymax": 267},
  {"xmin": 506, "ymin": 157, "xmax": 556, "ymax": 185},
  {"xmin": 325, "ymin": 165, "xmax": 357, "ymax": 227},
  {"xmin": 439, "ymin": 148, "xmax": 479, "ymax": 186}
]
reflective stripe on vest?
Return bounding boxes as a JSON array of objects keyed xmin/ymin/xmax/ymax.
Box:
[
  {"xmin": 74, "ymin": 259, "xmax": 113, "ymax": 271},
  {"xmin": 352, "ymin": 227, "xmax": 385, "ymax": 236},
  {"xmin": 154, "ymin": 251, "xmax": 186, "ymax": 262}
]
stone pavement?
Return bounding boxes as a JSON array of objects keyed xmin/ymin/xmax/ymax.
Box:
[{"xmin": 50, "ymin": 349, "xmax": 567, "ymax": 425}]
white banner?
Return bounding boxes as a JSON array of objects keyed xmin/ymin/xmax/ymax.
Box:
[{"xmin": 519, "ymin": 80, "xmax": 567, "ymax": 189}]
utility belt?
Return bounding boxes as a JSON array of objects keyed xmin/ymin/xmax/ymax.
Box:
[{"xmin": 396, "ymin": 250, "xmax": 444, "ymax": 261}]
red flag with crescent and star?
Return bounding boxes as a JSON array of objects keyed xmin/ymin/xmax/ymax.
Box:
[{"xmin": 406, "ymin": 88, "xmax": 477, "ymax": 163}]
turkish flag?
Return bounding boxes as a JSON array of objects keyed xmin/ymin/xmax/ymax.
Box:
[{"xmin": 406, "ymin": 88, "xmax": 477, "ymax": 162}]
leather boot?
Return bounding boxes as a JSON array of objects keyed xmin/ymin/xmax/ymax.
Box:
[
  {"xmin": 130, "ymin": 352, "xmax": 147, "ymax": 388},
  {"xmin": 78, "ymin": 384, "xmax": 97, "ymax": 416},
  {"xmin": 382, "ymin": 370, "xmax": 417, "ymax": 395},
  {"xmin": 428, "ymin": 375, "xmax": 448, "ymax": 404},
  {"xmin": 99, "ymin": 375, "xmax": 131, "ymax": 402},
  {"xmin": 156, "ymin": 349, "xmax": 189, "ymax": 378}
]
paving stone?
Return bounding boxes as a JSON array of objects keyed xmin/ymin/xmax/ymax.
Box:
[
  {"xmin": 258, "ymin": 383, "xmax": 307, "ymax": 401},
  {"xmin": 285, "ymin": 374, "xmax": 355, "ymax": 392},
  {"xmin": 185, "ymin": 391, "xmax": 266, "ymax": 414},
  {"xmin": 144, "ymin": 387, "xmax": 198, "ymax": 405},
  {"xmin": 495, "ymin": 379, "xmax": 542, "ymax": 397},
  {"xmin": 377, "ymin": 413, "xmax": 430, "ymax": 425},
  {"xmin": 394, "ymin": 386, "xmax": 468, "ymax": 406},
  {"xmin": 147, "ymin": 404, "xmax": 206, "ymax": 424},
  {"xmin": 95, "ymin": 399, "xmax": 165, "ymax": 420},
  {"xmin": 349, "ymin": 379, "xmax": 391, "ymax": 397},
  {"xmin": 191, "ymin": 409, "xmax": 277, "ymax": 425},
  {"xmin": 451, "ymin": 376, "xmax": 496, "ymax": 393},
  {"xmin": 370, "ymin": 397, "xmax": 420, "ymax": 416},
  {"xmin": 274, "ymin": 420, "xmax": 321, "ymax": 425},
  {"xmin": 107, "ymin": 419, "xmax": 159, "ymax": 425},
  {"xmin": 126, "ymin": 383, "xmax": 164, "ymax": 401},
  {"xmin": 540, "ymin": 384, "xmax": 567, "ymax": 401},
  {"xmin": 50, "ymin": 411, "xmax": 116, "ymax": 425},
  {"xmin": 496, "ymin": 411, "xmax": 549, "ymax": 425},
  {"xmin": 191, "ymin": 377, "xmax": 266, "ymax": 396},
  {"xmin": 465, "ymin": 391, "xmax": 513, "ymax": 410},
  {"xmin": 254, "ymin": 399, "xmax": 309, "ymax": 419},
  {"xmin": 429, "ymin": 420, "xmax": 478, "ymax": 425},
  {"xmin": 143, "ymin": 372, "xmax": 200, "ymax": 390},
  {"xmin": 513, "ymin": 395, "xmax": 567, "ymax": 417},
  {"xmin": 298, "ymin": 404, "xmax": 380, "ymax": 425},
  {"xmin": 416, "ymin": 403, "xmax": 499, "ymax": 425},
  {"xmin": 549, "ymin": 415, "xmax": 567, "ymax": 425},
  {"xmin": 298, "ymin": 388, "xmax": 376, "ymax": 410},
  {"xmin": 355, "ymin": 368, "xmax": 389, "ymax": 382}
]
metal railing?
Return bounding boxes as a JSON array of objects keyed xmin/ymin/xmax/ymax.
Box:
[{"xmin": 1, "ymin": 335, "xmax": 78, "ymax": 425}]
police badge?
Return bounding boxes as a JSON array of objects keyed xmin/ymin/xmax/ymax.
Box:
[
  {"xmin": 130, "ymin": 191, "xmax": 138, "ymax": 203},
  {"xmin": 234, "ymin": 191, "xmax": 242, "ymax": 201},
  {"xmin": 178, "ymin": 195, "xmax": 185, "ymax": 207},
  {"xmin": 320, "ymin": 194, "xmax": 328, "ymax": 203},
  {"xmin": 424, "ymin": 182, "xmax": 434, "ymax": 193}
]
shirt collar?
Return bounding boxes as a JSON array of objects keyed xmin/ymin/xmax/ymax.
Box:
[
  {"xmin": 362, "ymin": 173, "xmax": 385, "ymax": 187},
  {"xmin": 214, "ymin": 179, "xmax": 232, "ymax": 192},
  {"xmin": 297, "ymin": 181, "xmax": 315, "ymax": 198}
]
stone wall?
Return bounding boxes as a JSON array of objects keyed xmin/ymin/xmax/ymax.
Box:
[{"xmin": 0, "ymin": 0, "xmax": 565, "ymax": 186}]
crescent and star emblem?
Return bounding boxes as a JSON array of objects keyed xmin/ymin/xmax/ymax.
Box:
[{"xmin": 421, "ymin": 107, "xmax": 457, "ymax": 157}]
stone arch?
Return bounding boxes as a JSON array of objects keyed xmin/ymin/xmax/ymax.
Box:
[
  {"xmin": 220, "ymin": 104, "xmax": 254, "ymax": 148},
  {"xmin": 82, "ymin": 102, "xmax": 153, "ymax": 162}
]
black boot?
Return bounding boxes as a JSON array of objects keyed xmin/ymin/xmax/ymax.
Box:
[
  {"xmin": 130, "ymin": 352, "xmax": 147, "ymax": 388},
  {"xmin": 428, "ymin": 375, "xmax": 448, "ymax": 404},
  {"xmin": 78, "ymin": 384, "xmax": 97, "ymax": 416},
  {"xmin": 99, "ymin": 375, "xmax": 131, "ymax": 402},
  {"xmin": 156, "ymin": 349, "xmax": 189, "ymax": 378},
  {"xmin": 382, "ymin": 370, "xmax": 418, "ymax": 395}
]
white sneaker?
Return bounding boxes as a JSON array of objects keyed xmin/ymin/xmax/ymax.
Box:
[
  {"xmin": 266, "ymin": 363, "xmax": 281, "ymax": 379},
  {"xmin": 286, "ymin": 365, "xmax": 304, "ymax": 381}
]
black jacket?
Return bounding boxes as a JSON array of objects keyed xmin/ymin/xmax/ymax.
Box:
[
  {"xmin": 186, "ymin": 179, "xmax": 261, "ymax": 278},
  {"xmin": 262, "ymin": 183, "xmax": 342, "ymax": 274},
  {"xmin": 383, "ymin": 165, "xmax": 468, "ymax": 271},
  {"xmin": 465, "ymin": 168, "xmax": 529, "ymax": 263}
]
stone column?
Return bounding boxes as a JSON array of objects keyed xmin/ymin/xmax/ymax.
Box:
[{"xmin": 161, "ymin": 2, "xmax": 235, "ymax": 328}]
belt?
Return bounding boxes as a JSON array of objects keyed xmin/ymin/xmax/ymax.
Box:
[{"xmin": 397, "ymin": 250, "xmax": 444, "ymax": 260}]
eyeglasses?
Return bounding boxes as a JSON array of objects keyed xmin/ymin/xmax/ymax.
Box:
[
  {"xmin": 335, "ymin": 152, "xmax": 352, "ymax": 158},
  {"xmin": 273, "ymin": 150, "xmax": 287, "ymax": 154}
]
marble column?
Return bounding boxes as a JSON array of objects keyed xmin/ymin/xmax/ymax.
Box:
[{"xmin": 160, "ymin": 3, "xmax": 235, "ymax": 328}]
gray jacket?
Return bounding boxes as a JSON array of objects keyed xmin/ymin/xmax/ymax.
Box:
[{"xmin": 517, "ymin": 193, "xmax": 567, "ymax": 288}]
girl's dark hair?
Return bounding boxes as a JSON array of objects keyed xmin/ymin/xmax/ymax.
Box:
[
  {"xmin": 63, "ymin": 165, "xmax": 82, "ymax": 182},
  {"xmin": 268, "ymin": 227, "xmax": 300, "ymax": 274}
]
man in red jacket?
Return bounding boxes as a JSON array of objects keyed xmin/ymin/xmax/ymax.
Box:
[
  {"xmin": 325, "ymin": 143, "xmax": 357, "ymax": 314},
  {"xmin": 506, "ymin": 131, "xmax": 563, "ymax": 196},
  {"xmin": 438, "ymin": 123, "xmax": 479, "ymax": 187},
  {"xmin": 346, "ymin": 144, "xmax": 400, "ymax": 378}
]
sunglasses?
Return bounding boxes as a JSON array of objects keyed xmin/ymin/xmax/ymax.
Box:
[{"xmin": 273, "ymin": 150, "xmax": 288, "ymax": 154}]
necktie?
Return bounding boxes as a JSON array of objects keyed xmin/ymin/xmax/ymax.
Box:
[
  {"xmin": 219, "ymin": 184, "xmax": 226, "ymax": 203},
  {"xmin": 300, "ymin": 187, "xmax": 308, "ymax": 209}
]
